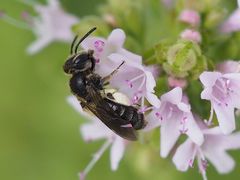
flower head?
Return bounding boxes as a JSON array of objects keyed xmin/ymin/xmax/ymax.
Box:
[
  {"xmin": 145, "ymin": 87, "xmax": 204, "ymax": 157},
  {"xmin": 173, "ymin": 126, "xmax": 240, "ymax": 179},
  {"xmin": 27, "ymin": 0, "xmax": 79, "ymax": 54},
  {"xmin": 200, "ymin": 71, "xmax": 240, "ymax": 134}
]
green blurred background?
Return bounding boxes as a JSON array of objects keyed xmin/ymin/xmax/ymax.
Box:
[{"xmin": 0, "ymin": 0, "xmax": 240, "ymax": 180}]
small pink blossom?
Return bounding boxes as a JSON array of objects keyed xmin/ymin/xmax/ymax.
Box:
[
  {"xmin": 200, "ymin": 71, "xmax": 240, "ymax": 134},
  {"xmin": 180, "ymin": 29, "xmax": 202, "ymax": 43},
  {"xmin": 144, "ymin": 87, "xmax": 204, "ymax": 157},
  {"xmin": 217, "ymin": 60, "xmax": 240, "ymax": 73},
  {"xmin": 179, "ymin": 9, "xmax": 200, "ymax": 27},
  {"xmin": 173, "ymin": 126, "xmax": 240, "ymax": 179},
  {"xmin": 168, "ymin": 76, "xmax": 187, "ymax": 88},
  {"xmin": 27, "ymin": 0, "xmax": 79, "ymax": 54},
  {"xmin": 220, "ymin": 9, "xmax": 240, "ymax": 33}
]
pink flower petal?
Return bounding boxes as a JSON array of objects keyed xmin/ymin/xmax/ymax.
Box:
[
  {"xmin": 185, "ymin": 113, "xmax": 204, "ymax": 146},
  {"xmin": 118, "ymin": 48, "xmax": 142, "ymax": 65},
  {"xmin": 80, "ymin": 122, "xmax": 112, "ymax": 141},
  {"xmin": 223, "ymin": 73, "xmax": 240, "ymax": 81},
  {"xmin": 107, "ymin": 29, "xmax": 126, "ymax": 50},
  {"xmin": 146, "ymin": 92, "xmax": 161, "ymax": 108},
  {"xmin": 81, "ymin": 37, "xmax": 106, "ymax": 52},
  {"xmin": 204, "ymin": 149, "xmax": 235, "ymax": 174},
  {"xmin": 200, "ymin": 87, "xmax": 212, "ymax": 100},
  {"xmin": 221, "ymin": 132, "xmax": 240, "ymax": 150},
  {"xmin": 27, "ymin": 37, "xmax": 52, "ymax": 54},
  {"xmin": 220, "ymin": 9, "xmax": 240, "ymax": 33},
  {"xmin": 161, "ymin": 87, "xmax": 183, "ymax": 105},
  {"xmin": 67, "ymin": 96, "xmax": 83, "ymax": 113},
  {"xmin": 217, "ymin": 60, "xmax": 240, "ymax": 73},
  {"xmin": 160, "ymin": 112, "xmax": 182, "ymax": 157},
  {"xmin": 177, "ymin": 102, "xmax": 190, "ymax": 112},
  {"xmin": 213, "ymin": 102, "xmax": 235, "ymax": 134},
  {"xmin": 110, "ymin": 137, "xmax": 126, "ymax": 170},
  {"xmin": 144, "ymin": 110, "xmax": 161, "ymax": 131},
  {"xmin": 199, "ymin": 71, "xmax": 221, "ymax": 87},
  {"xmin": 172, "ymin": 139, "xmax": 196, "ymax": 171}
]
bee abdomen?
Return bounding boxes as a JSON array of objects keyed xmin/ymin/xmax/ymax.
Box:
[{"xmin": 104, "ymin": 98, "xmax": 145, "ymax": 130}]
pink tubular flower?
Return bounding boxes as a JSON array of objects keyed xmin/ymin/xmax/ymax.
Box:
[
  {"xmin": 220, "ymin": 9, "xmax": 240, "ymax": 33},
  {"xmin": 81, "ymin": 28, "xmax": 142, "ymax": 77},
  {"xmin": 179, "ymin": 9, "xmax": 200, "ymax": 27},
  {"xmin": 67, "ymin": 96, "xmax": 128, "ymax": 178},
  {"xmin": 199, "ymin": 71, "xmax": 240, "ymax": 134},
  {"xmin": 173, "ymin": 126, "xmax": 240, "ymax": 180},
  {"xmin": 81, "ymin": 29, "xmax": 160, "ymax": 108},
  {"xmin": 27, "ymin": 0, "xmax": 79, "ymax": 54},
  {"xmin": 180, "ymin": 29, "xmax": 202, "ymax": 43},
  {"xmin": 108, "ymin": 53, "xmax": 160, "ymax": 108},
  {"xmin": 217, "ymin": 60, "xmax": 240, "ymax": 73},
  {"xmin": 144, "ymin": 87, "xmax": 204, "ymax": 157}
]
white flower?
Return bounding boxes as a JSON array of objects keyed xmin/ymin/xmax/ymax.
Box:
[
  {"xmin": 200, "ymin": 71, "xmax": 240, "ymax": 134},
  {"xmin": 173, "ymin": 126, "xmax": 240, "ymax": 180},
  {"xmin": 27, "ymin": 0, "xmax": 79, "ymax": 54},
  {"xmin": 144, "ymin": 87, "xmax": 204, "ymax": 157}
]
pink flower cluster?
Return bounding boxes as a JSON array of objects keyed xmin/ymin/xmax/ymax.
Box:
[{"xmin": 66, "ymin": 27, "xmax": 240, "ymax": 180}]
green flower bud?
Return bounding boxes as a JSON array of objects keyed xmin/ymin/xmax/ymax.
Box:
[{"xmin": 161, "ymin": 40, "xmax": 207, "ymax": 79}]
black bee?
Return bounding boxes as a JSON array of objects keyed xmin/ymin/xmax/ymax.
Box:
[{"xmin": 63, "ymin": 27, "xmax": 146, "ymax": 141}]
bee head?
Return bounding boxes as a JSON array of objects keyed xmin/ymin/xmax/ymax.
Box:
[
  {"xmin": 63, "ymin": 27, "xmax": 97, "ymax": 75},
  {"xmin": 63, "ymin": 50, "xmax": 95, "ymax": 74}
]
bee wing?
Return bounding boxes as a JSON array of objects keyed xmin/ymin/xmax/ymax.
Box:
[{"xmin": 81, "ymin": 87, "xmax": 137, "ymax": 141}]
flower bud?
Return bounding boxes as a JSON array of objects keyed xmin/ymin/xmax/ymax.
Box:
[{"xmin": 163, "ymin": 40, "xmax": 207, "ymax": 78}]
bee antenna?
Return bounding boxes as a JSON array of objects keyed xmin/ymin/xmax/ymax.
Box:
[
  {"xmin": 74, "ymin": 27, "xmax": 97, "ymax": 54},
  {"xmin": 70, "ymin": 35, "xmax": 78, "ymax": 54}
]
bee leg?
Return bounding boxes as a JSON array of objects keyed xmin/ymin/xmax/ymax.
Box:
[
  {"xmin": 80, "ymin": 102, "xmax": 86, "ymax": 108},
  {"xmin": 102, "ymin": 61, "xmax": 125, "ymax": 85}
]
